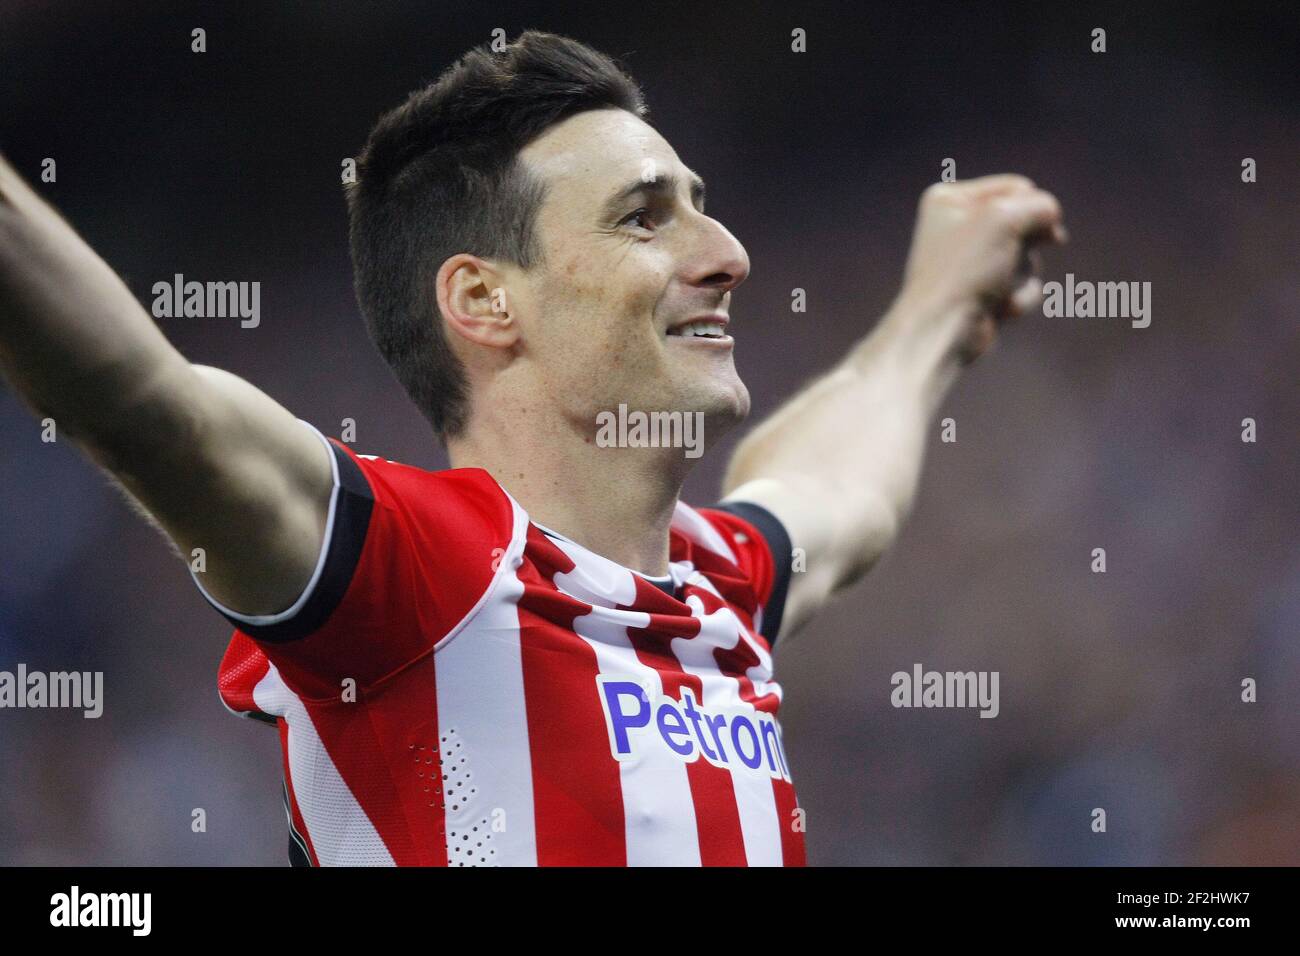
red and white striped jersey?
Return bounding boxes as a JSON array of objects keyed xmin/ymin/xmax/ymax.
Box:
[{"xmin": 193, "ymin": 420, "xmax": 805, "ymax": 866}]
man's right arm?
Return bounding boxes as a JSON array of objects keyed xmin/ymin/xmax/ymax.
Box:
[{"xmin": 0, "ymin": 152, "xmax": 333, "ymax": 619}]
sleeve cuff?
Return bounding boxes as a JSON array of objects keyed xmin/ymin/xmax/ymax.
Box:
[
  {"xmin": 707, "ymin": 499, "xmax": 793, "ymax": 646},
  {"xmin": 188, "ymin": 419, "xmax": 375, "ymax": 643}
]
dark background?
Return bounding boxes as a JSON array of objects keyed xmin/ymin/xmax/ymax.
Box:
[{"xmin": 1, "ymin": 0, "xmax": 1296, "ymax": 864}]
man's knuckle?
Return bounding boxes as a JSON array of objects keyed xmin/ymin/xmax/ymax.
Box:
[
  {"xmin": 988, "ymin": 196, "xmax": 1018, "ymax": 223},
  {"xmin": 921, "ymin": 182, "xmax": 951, "ymax": 203}
]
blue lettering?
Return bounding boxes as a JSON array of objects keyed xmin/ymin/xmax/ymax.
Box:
[
  {"xmin": 681, "ymin": 689, "xmax": 717, "ymax": 760},
  {"xmin": 706, "ymin": 713, "xmax": 729, "ymax": 763},
  {"xmin": 600, "ymin": 679, "xmax": 650, "ymax": 755},
  {"xmin": 656, "ymin": 700, "xmax": 695, "ymax": 757},
  {"xmin": 731, "ymin": 715, "xmax": 762, "ymax": 770},
  {"xmin": 760, "ymin": 718, "xmax": 786, "ymax": 776}
]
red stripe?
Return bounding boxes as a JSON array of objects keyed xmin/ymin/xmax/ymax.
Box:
[
  {"xmin": 689, "ymin": 578, "xmax": 800, "ymax": 864},
  {"xmin": 218, "ymin": 633, "xmax": 271, "ymax": 716},
  {"xmin": 690, "ymin": 585, "xmax": 779, "ymax": 709},
  {"xmin": 516, "ymin": 526, "xmax": 627, "ymax": 865},
  {"xmin": 624, "ymin": 578, "xmax": 748, "ymax": 866},
  {"xmin": 770, "ymin": 777, "xmax": 807, "ymax": 866},
  {"xmin": 355, "ymin": 654, "xmax": 449, "ymax": 866},
  {"xmin": 292, "ymin": 653, "xmax": 447, "ymax": 865}
]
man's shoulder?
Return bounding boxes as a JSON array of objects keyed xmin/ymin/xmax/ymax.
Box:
[
  {"xmin": 670, "ymin": 498, "xmax": 744, "ymax": 563},
  {"xmin": 675, "ymin": 498, "xmax": 794, "ymax": 645},
  {"xmin": 315, "ymin": 438, "xmax": 516, "ymax": 545},
  {"xmin": 330, "ymin": 441, "xmax": 506, "ymax": 502}
]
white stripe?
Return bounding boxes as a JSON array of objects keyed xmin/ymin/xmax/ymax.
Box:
[
  {"xmin": 252, "ymin": 663, "xmax": 395, "ymax": 866},
  {"xmin": 677, "ymin": 573, "xmax": 785, "ymax": 865},
  {"xmin": 433, "ymin": 496, "xmax": 538, "ymax": 866},
  {"xmin": 549, "ymin": 538, "xmax": 702, "ymax": 866},
  {"xmin": 670, "ymin": 500, "xmax": 738, "ymax": 563},
  {"xmin": 729, "ymin": 761, "xmax": 785, "ymax": 865}
]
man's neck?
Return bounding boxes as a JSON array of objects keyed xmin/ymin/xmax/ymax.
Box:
[{"xmin": 447, "ymin": 409, "xmax": 690, "ymax": 577}]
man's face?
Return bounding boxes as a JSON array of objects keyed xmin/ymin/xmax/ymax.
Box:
[{"xmin": 510, "ymin": 108, "xmax": 752, "ymax": 444}]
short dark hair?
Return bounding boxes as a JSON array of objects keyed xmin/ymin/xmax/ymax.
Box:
[{"xmin": 345, "ymin": 31, "xmax": 649, "ymax": 441}]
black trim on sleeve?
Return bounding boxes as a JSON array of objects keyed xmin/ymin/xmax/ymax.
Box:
[
  {"xmin": 212, "ymin": 439, "xmax": 375, "ymax": 643},
  {"xmin": 284, "ymin": 781, "xmax": 312, "ymax": 867},
  {"xmin": 707, "ymin": 500, "xmax": 793, "ymax": 646},
  {"xmin": 288, "ymin": 833, "xmax": 311, "ymax": 867}
]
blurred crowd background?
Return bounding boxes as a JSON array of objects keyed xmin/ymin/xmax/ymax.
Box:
[{"xmin": 1, "ymin": 0, "xmax": 1296, "ymax": 865}]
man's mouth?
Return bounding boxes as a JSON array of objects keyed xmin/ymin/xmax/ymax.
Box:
[{"xmin": 666, "ymin": 316, "xmax": 731, "ymax": 339}]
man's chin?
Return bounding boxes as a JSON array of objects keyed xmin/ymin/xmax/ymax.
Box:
[
  {"xmin": 694, "ymin": 377, "xmax": 751, "ymax": 431},
  {"xmin": 598, "ymin": 375, "xmax": 749, "ymax": 454}
]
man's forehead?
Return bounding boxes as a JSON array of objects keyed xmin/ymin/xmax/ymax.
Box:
[{"xmin": 520, "ymin": 109, "xmax": 691, "ymax": 199}]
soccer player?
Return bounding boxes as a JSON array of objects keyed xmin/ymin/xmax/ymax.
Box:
[{"xmin": 0, "ymin": 31, "xmax": 1064, "ymax": 866}]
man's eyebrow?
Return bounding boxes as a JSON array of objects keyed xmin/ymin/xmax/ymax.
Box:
[{"xmin": 601, "ymin": 170, "xmax": 706, "ymax": 218}]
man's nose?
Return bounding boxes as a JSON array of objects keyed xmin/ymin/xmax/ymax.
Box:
[{"xmin": 687, "ymin": 216, "xmax": 750, "ymax": 294}]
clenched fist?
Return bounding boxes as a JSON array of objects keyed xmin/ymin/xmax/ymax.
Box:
[{"xmin": 899, "ymin": 174, "xmax": 1067, "ymax": 363}]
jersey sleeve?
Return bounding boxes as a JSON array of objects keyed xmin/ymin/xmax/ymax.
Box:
[
  {"xmin": 694, "ymin": 500, "xmax": 794, "ymax": 646},
  {"xmin": 190, "ymin": 419, "xmax": 514, "ymax": 698}
]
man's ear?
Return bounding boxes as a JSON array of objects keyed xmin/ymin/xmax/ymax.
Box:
[{"xmin": 436, "ymin": 253, "xmax": 519, "ymax": 349}]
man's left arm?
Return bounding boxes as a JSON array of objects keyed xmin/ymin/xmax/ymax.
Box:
[{"xmin": 721, "ymin": 175, "xmax": 1066, "ymax": 642}]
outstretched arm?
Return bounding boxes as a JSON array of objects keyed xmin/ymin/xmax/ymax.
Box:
[
  {"xmin": 722, "ymin": 175, "xmax": 1066, "ymax": 641},
  {"xmin": 0, "ymin": 152, "xmax": 333, "ymax": 618}
]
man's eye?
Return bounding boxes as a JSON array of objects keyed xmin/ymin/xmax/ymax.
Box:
[{"xmin": 620, "ymin": 208, "xmax": 653, "ymax": 230}]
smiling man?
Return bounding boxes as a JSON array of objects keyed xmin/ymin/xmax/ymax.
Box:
[{"xmin": 0, "ymin": 30, "xmax": 1063, "ymax": 866}]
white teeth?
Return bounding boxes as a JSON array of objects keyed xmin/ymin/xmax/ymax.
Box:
[{"xmin": 670, "ymin": 321, "xmax": 727, "ymax": 338}]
